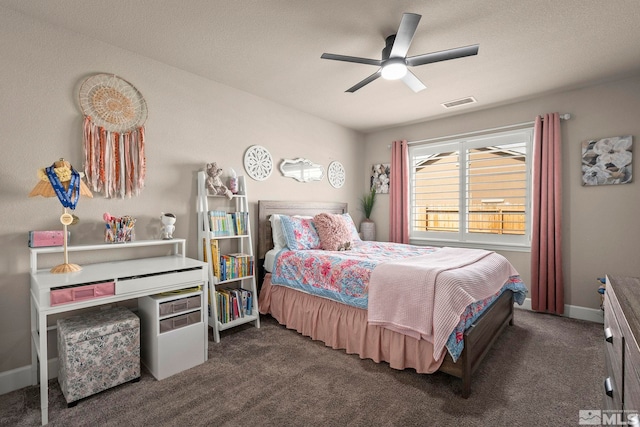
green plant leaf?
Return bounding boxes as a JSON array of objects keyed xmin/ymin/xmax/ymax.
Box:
[{"xmin": 360, "ymin": 188, "xmax": 376, "ymax": 219}]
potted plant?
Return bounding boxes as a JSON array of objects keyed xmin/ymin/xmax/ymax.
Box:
[{"xmin": 360, "ymin": 188, "xmax": 376, "ymax": 241}]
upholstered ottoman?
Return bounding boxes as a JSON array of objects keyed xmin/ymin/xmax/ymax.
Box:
[{"xmin": 57, "ymin": 306, "xmax": 140, "ymax": 405}]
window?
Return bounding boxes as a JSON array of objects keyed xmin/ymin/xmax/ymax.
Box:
[{"xmin": 408, "ymin": 127, "xmax": 533, "ymax": 250}]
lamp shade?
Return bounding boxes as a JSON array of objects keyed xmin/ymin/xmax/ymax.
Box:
[{"xmin": 29, "ymin": 159, "xmax": 93, "ymax": 199}]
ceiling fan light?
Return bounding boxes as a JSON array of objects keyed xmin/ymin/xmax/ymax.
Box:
[{"xmin": 381, "ymin": 60, "xmax": 407, "ymax": 80}]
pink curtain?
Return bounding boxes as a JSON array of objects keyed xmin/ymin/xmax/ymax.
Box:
[
  {"xmin": 390, "ymin": 140, "xmax": 409, "ymax": 243},
  {"xmin": 531, "ymin": 113, "xmax": 564, "ymax": 314}
]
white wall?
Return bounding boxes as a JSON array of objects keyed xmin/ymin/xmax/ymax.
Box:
[
  {"xmin": 0, "ymin": 8, "xmax": 364, "ymax": 373},
  {"xmin": 364, "ymin": 74, "xmax": 640, "ymax": 311},
  {"xmin": 4, "ymin": 3, "xmax": 637, "ymax": 386}
]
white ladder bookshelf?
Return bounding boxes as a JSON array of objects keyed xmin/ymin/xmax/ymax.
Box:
[{"xmin": 196, "ymin": 170, "xmax": 260, "ymax": 342}]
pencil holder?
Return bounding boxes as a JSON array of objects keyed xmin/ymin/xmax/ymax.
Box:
[{"xmin": 104, "ymin": 214, "xmax": 136, "ymax": 243}]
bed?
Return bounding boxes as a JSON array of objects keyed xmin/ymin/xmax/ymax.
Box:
[{"xmin": 256, "ymin": 200, "xmax": 527, "ymax": 397}]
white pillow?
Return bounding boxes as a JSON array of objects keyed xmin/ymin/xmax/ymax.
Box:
[{"xmin": 269, "ymin": 214, "xmax": 288, "ymax": 250}]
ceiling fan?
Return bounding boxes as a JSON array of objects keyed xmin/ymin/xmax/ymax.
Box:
[{"xmin": 321, "ymin": 13, "xmax": 479, "ymax": 93}]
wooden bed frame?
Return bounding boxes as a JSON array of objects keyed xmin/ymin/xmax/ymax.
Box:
[{"xmin": 257, "ymin": 200, "xmax": 515, "ymax": 398}]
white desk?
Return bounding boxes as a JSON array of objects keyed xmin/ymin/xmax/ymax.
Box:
[{"xmin": 29, "ymin": 239, "xmax": 208, "ymax": 425}]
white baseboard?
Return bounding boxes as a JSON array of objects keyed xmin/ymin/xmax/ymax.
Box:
[
  {"xmin": 517, "ymin": 297, "xmax": 604, "ymax": 324},
  {"xmin": 1, "ymin": 299, "xmax": 604, "ymax": 396},
  {"xmin": 0, "ymin": 358, "xmax": 58, "ymax": 396}
]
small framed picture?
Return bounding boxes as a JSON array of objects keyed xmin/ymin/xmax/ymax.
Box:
[
  {"xmin": 581, "ymin": 135, "xmax": 632, "ymax": 186},
  {"xmin": 371, "ymin": 163, "xmax": 390, "ymax": 194}
]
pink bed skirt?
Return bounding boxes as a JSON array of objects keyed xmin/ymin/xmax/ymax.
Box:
[{"xmin": 259, "ymin": 274, "xmax": 444, "ymax": 374}]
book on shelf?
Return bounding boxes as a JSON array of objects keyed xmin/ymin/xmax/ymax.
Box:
[
  {"xmin": 219, "ymin": 253, "xmax": 254, "ymax": 281},
  {"xmin": 232, "ymin": 211, "xmax": 249, "ymax": 235},
  {"xmin": 207, "ymin": 210, "xmax": 249, "ymax": 237},
  {"xmin": 202, "ymin": 238, "xmax": 221, "ymax": 280},
  {"xmin": 211, "ymin": 240, "xmax": 220, "ymax": 279},
  {"xmin": 205, "ymin": 245, "xmax": 253, "ymax": 283},
  {"xmin": 215, "ymin": 287, "xmax": 253, "ymax": 323}
]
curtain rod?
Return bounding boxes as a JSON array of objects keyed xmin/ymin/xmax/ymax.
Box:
[{"xmin": 401, "ymin": 113, "xmax": 571, "ymax": 146}]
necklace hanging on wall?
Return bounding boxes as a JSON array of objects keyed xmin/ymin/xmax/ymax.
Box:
[{"xmin": 79, "ymin": 73, "xmax": 148, "ymax": 199}]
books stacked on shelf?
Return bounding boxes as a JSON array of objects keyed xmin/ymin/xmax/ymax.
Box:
[
  {"xmin": 215, "ymin": 287, "xmax": 253, "ymax": 324},
  {"xmin": 202, "ymin": 240, "xmax": 253, "ymax": 283},
  {"xmin": 208, "ymin": 211, "xmax": 249, "ymax": 237},
  {"xmin": 219, "ymin": 253, "xmax": 254, "ymax": 282}
]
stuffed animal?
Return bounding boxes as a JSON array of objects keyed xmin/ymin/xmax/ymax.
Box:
[
  {"xmin": 337, "ymin": 241, "xmax": 351, "ymax": 251},
  {"xmin": 205, "ymin": 162, "xmax": 233, "ymax": 200}
]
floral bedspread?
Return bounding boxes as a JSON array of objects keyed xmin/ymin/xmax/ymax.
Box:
[
  {"xmin": 271, "ymin": 241, "xmax": 528, "ymax": 362},
  {"xmin": 272, "ymin": 240, "xmax": 436, "ymax": 309}
]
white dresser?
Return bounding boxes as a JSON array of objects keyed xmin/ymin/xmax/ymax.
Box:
[{"xmin": 604, "ymin": 275, "xmax": 640, "ymax": 425}]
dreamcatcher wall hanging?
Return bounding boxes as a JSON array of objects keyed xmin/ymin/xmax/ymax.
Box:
[{"xmin": 79, "ymin": 73, "xmax": 148, "ymax": 198}]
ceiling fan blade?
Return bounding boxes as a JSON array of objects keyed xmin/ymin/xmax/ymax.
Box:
[
  {"xmin": 321, "ymin": 53, "xmax": 382, "ymax": 66},
  {"xmin": 346, "ymin": 70, "xmax": 382, "ymax": 93},
  {"xmin": 406, "ymin": 44, "xmax": 479, "ymax": 67},
  {"xmin": 402, "ymin": 70, "xmax": 427, "ymax": 93},
  {"xmin": 389, "ymin": 13, "xmax": 421, "ymax": 58}
]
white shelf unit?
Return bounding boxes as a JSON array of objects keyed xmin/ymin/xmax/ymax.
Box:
[
  {"xmin": 197, "ymin": 171, "xmax": 260, "ymax": 342},
  {"xmin": 138, "ymin": 288, "xmax": 206, "ymax": 380}
]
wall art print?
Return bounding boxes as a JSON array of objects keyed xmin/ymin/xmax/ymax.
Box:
[
  {"xmin": 371, "ymin": 163, "xmax": 390, "ymax": 194},
  {"xmin": 581, "ymin": 135, "xmax": 632, "ymax": 186}
]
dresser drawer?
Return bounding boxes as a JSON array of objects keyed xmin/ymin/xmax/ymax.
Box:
[
  {"xmin": 604, "ymin": 294, "xmax": 624, "ymax": 410},
  {"xmin": 116, "ymin": 268, "xmax": 204, "ymax": 294},
  {"xmin": 625, "ymin": 340, "xmax": 640, "ymax": 412}
]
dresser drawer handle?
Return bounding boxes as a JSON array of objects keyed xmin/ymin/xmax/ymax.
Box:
[
  {"xmin": 605, "ymin": 327, "xmax": 613, "ymax": 343},
  {"xmin": 604, "ymin": 377, "xmax": 614, "ymax": 397}
]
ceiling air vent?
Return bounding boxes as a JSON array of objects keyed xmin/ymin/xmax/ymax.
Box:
[{"xmin": 442, "ymin": 96, "xmax": 477, "ymax": 109}]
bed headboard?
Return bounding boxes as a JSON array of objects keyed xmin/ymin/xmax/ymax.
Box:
[{"xmin": 257, "ymin": 200, "xmax": 348, "ymax": 260}]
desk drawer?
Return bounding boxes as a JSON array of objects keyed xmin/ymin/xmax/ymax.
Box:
[
  {"xmin": 50, "ymin": 281, "xmax": 115, "ymax": 306},
  {"xmin": 116, "ymin": 268, "xmax": 204, "ymax": 294}
]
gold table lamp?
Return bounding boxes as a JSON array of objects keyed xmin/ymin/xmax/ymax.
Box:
[{"xmin": 29, "ymin": 159, "xmax": 93, "ymax": 273}]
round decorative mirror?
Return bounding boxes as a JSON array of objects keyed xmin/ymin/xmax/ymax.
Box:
[
  {"xmin": 328, "ymin": 161, "xmax": 345, "ymax": 188},
  {"xmin": 244, "ymin": 145, "xmax": 273, "ymax": 181}
]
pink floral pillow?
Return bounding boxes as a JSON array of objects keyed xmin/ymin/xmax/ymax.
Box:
[
  {"xmin": 280, "ymin": 215, "xmax": 320, "ymax": 250},
  {"xmin": 313, "ymin": 213, "xmax": 352, "ymax": 251}
]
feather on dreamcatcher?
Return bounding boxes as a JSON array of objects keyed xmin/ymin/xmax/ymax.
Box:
[{"xmin": 79, "ymin": 73, "xmax": 147, "ymax": 198}]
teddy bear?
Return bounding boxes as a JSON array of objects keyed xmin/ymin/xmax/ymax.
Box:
[{"xmin": 205, "ymin": 162, "xmax": 233, "ymax": 200}]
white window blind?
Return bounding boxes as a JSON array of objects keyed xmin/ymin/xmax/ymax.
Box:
[{"xmin": 409, "ymin": 128, "xmax": 533, "ymax": 249}]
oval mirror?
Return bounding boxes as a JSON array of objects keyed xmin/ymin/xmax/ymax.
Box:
[{"xmin": 279, "ymin": 158, "xmax": 325, "ymax": 182}]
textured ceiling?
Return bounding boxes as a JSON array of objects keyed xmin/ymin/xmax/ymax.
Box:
[{"xmin": 3, "ymin": 0, "xmax": 640, "ymax": 133}]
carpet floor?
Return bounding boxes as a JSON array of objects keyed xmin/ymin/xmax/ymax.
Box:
[{"xmin": 0, "ymin": 308, "xmax": 603, "ymax": 426}]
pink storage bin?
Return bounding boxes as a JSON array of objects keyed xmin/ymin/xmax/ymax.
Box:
[
  {"xmin": 50, "ymin": 281, "xmax": 116, "ymax": 306},
  {"xmin": 28, "ymin": 230, "xmax": 66, "ymax": 247}
]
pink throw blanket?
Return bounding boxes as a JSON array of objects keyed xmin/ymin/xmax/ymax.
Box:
[{"xmin": 367, "ymin": 247, "xmax": 519, "ymax": 361}]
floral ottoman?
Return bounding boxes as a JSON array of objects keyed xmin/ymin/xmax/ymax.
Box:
[{"xmin": 57, "ymin": 306, "xmax": 140, "ymax": 405}]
